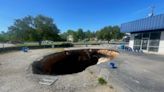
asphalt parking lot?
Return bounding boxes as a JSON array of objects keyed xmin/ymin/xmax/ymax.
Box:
[{"xmin": 106, "ymin": 52, "xmax": 164, "ymax": 92}]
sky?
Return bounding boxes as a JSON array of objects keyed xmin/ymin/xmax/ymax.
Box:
[{"xmin": 0, "ymin": 0, "xmax": 164, "ymax": 33}]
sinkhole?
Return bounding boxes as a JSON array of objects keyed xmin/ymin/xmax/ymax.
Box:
[{"xmin": 32, "ymin": 49, "xmax": 119, "ymax": 75}]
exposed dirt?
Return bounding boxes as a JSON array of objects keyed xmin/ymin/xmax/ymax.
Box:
[
  {"xmin": 0, "ymin": 48, "xmax": 118, "ymax": 92},
  {"xmin": 32, "ymin": 49, "xmax": 119, "ymax": 75}
]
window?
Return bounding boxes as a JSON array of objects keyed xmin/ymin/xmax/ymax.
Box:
[
  {"xmin": 134, "ymin": 40, "xmax": 141, "ymax": 45},
  {"xmin": 150, "ymin": 32, "xmax": 161, "ymax": 39},
  {"xmin": 134, "ymin": 33, "xmax": 142, "ymax": 39},
  {"xmin": 134, "ymin": 33, "xmax": 142, "ymax": 46},
  {"xmin": 148, "ymin": 32, "xmax": 161, "ymax": 52},
  {"xmin": 142, "ymin": 33, "xmax": 149, "ymax": 38},
  {"xmin": 148, "ymin": 47, "xmax": 159, "ymax": 52},
  {"xmin": 149, "ymin": 40, "xmax": 160, "ymax": 46},
  {"xmin": 133, "ymin": 31, "xmax": 161, "ymax": 52}
]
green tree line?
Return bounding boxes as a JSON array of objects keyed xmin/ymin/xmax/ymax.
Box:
[
  {"xmin": 60, "ymin": 29, "xmax": 96, "ymax": 42},
  {"xmin": 96, "ymin": 26, "xmax": 124, "ymax": 42},
  {"xmin": 60, "ymin": 26, "xmax": 124, "ymax": 42},
  {"xmin": 1, "ymin": 15, "xmax": 60, "ymax": 45},
  {"xmin": 0, "ymin": 15, "xmax": 125, "ymax": 44}
]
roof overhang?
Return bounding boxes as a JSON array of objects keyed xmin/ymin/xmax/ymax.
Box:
[{"xmin": 121, "ymin": 14, "xmax": 164, "ymax": 33}]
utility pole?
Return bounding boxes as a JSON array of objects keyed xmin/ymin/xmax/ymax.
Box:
[
  {"xmin": 148, "ymin": 6, "xmax": 155, "ymax": 17},
  {"xmin": 151, "ymin": 6, "xmax": 155, "ymax": 16}
]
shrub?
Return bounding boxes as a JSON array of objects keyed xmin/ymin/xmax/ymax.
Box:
[
  {"xmin": 98, "ymin": 77, "xmax": 107, "ymax": 85},
  {"xmin": 60, "ymin": 43, "xmax": 73, "ymax": 47}
]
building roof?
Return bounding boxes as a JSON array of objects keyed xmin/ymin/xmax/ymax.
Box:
[{"xmin": 121, "ymin": 14, "xmax": 164, "ymax": 33}]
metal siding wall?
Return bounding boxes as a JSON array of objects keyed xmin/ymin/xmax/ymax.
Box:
[
  {"xmin": 150, "ymin": 16, "xmax": 154, "ymax": 30},
  {"xmin": 160, "ymin": 15, "xmax": 164, "ymax": 28},
  {"xmin": 121, "ymin": 14, "xmax": 164, "ymax": 32},
  {"xmin": 156, "ymin": 15, "xmax": 161, "ymax": 28},
  {"xmin": 143, "ymin": 19, "xmax": 147, "ymax": 30},
  {"xmin": 161, "ymin": 15, "xmax": 164, "ymax": 29}
]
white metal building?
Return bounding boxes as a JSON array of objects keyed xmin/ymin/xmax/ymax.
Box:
[{"xmin": 121, "ymin": 14, "xmax": 164, "ymax": 54}]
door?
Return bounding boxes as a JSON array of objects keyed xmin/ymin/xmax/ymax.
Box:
[{"xmin": 141, "ymin": 39, "xmax": 148, "ymax": 50}]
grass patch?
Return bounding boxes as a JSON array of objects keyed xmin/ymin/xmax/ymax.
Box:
[
  {"xmin": 16, "ymin": 42, "xmax": 73, "ymax": 47},
  {"xmin": 98, "ymin": 77, "xmax": 107, "ymax": 85},
  {"xmin": 73, "ymin": 41, "xmax": 99, "ymax": 45}
]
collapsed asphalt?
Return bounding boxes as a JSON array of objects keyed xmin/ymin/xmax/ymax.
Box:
[{"xmin": 0, "ymin": 48, "xmax": 164, "ymax": 92}]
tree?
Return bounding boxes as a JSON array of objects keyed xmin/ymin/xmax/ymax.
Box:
[
  {"xmin": 84, "ymin": 30, "xmax": 94, "ymax": 40},
  {"xmin": 96, "ymin": 25, "xmax": 124, "ymax": 42},
  {"xmin": 77, "ymin": 28, "xmax": 85, "ymax": 41},
  {"xmin": 96, "ymin": 26, "xmax": 112, "ymax": 42},
  {"xmin": 0, "ymin": 33, "xmax": 5, "ymax": 42},
  {"xmin": 60, "ymin": 29, "xmax": 96, "ymax": 42},
  {"xmin": 33, "ymin": 15, "xmax": 60, "ymax": 45},
  {"xmin": 67, "ymin": 29, "xmax": 78, "ymax": 42},
  {"xmin": 8, "ymin": 15, "xmax": 60, "ymax": 45},
  {"xmin": 59, "ymin": 32, "xmax": 68, "ymax": 41},
  {"xmin": 0, "ymin": 31, "xmax": 9, "ymax": 42},
  {"xmin": 112, "ymin": 26, "xmax": 125, "ymax": 40},
  {"xmin": 0, "ymin": 31, "xmax": 9, "ymax": 49}
]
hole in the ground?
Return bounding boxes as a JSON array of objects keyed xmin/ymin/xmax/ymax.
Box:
[{"xmin": 32, "ymin": 49, "xmax": 119, "ymax": 75}]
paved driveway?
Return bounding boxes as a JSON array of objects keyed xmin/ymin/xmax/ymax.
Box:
[
  {"xmin": 0, "ymin": 47, "xmax": 164, "ymax": 92},
  {"xmin": 107, "ymin": 52, "xmax": 164, "ymax": 92}
]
